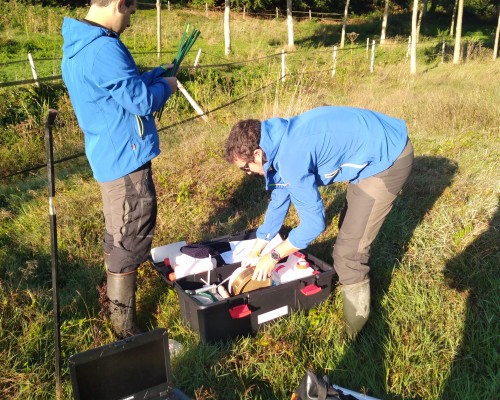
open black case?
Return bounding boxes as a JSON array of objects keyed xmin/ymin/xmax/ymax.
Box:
[{"xmin": 68, "ymin": 328, "xmax": 190, "ymax": 400}]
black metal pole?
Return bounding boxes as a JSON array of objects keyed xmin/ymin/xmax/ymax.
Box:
[{"xmin": 45, "ymin": 109, "xmax": 62, "ymax": 399}]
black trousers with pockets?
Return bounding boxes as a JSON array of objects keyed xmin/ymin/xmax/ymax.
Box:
[{"xmin": 99, "ymin": 162, "xmax": 157, "ymax": 274}]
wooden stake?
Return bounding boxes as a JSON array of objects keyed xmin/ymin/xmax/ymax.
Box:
[
  {"xmin": 370, "ymin": 40, "xmax": 375, "ymax": 72},
  {"xmin": 281, "ymin": 49, "xmax": 286, "ymax": 82},
  {"xmin": 156, "ymin": 0, "xmax": 161, "ymax": 59},
  {"xmin": 332, "ymin": 46, "xmax": 337, "ymax": 77},
  {"xmin": 441, "ymin": 33, "xmax": 446, "ymax": 63},
  {"xmin": 194, "ymin": 48, "xmax": 202, "ymax": 67},
  {"xmin": 177, "ymin": 80, "xmax": 209, "ymax": 121},
  {"xmin": 28, "ymin": 52, "xmax": 39, "ymax": 87}
]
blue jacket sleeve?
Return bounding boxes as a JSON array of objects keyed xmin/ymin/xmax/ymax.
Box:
[
  {"xmin": 278, "ymin": 159, "xmax": 326, "ymax": 248},
  {"xmin": 286, "ymin": 179, "xmax": 326, "ymax": 249},
  {"xmin": 93, "ymin": 41, "xmax": 171, "ymax": 116},
  {"xmin": 256, "ymin": 189, "xmax": 291, "ymax": 242}
]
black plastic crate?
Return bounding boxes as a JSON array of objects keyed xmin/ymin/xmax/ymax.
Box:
[{"xmin": 152, "ymin": 231, "xmax": 336, "ymax": 342}]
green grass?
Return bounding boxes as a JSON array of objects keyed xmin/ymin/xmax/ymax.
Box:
[{"xmin": 0, "ymin": 4, "xmax": 499, "ymax": 400}]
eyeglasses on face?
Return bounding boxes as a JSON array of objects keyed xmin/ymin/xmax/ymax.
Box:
[{"xmin": 239, "ymin": 161, "xmax": 251, "ymax": 172}]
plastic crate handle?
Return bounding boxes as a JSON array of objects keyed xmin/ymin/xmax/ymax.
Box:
[
  {"xmin": 229, "ymin": 304, "xmax": 252, "ymax": 319},
  {"xmin": 300, "ymin": 284, "xmax": 322, "ymax": 296}
]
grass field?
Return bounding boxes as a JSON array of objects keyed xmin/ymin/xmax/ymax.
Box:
[{"xmin": 0, "ymin": 3, "xmax": 499, "ymax": 399}]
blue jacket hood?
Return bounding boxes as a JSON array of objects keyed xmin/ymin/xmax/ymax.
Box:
[
  {"xmin": 61, "ymin": 18, "xmax": 171, "ymax": 182},
  {"xmin": 62, "ymin": 17, "xmax": 112, "ymax": 59}
]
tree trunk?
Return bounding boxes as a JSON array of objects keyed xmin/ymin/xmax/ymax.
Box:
[
  {"xmin": 156, "ymin": 0, "xmax": 161, "ymax": 58},
  {"xmin": 410, "ymin": 0, "xmax": 419, "ymax": 74},
  {"xmin": 224, "ymin": 0, "xmax": 231, "ymax": 55},
  {"xmin": 493, "ymin": 7, "xmax": 500, "ymax": 60},
  {"xmin": 450, "ymin": 0, "xmax": 458, "ymax": 38},
  {"xmin": 417, "ymin": 0, "xmax": 423, "ymax": 43},
  {"xmin": 287, "ymin": 0, "xmax": 294, "ymax": 48},
  {"xmin": 340, "ymin": 0, "xmax": 350, "ymax": 48},
  {"xmin": 453, "ymin": 0, "xmax": 464, "ymax": 64},
  {"xmin": 380, "ymin": 0, "xmax": 390, "ymax": 45}
]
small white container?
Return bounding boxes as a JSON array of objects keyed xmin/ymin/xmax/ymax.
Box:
[{"xmin": 271, "ymin": 252, "xmax": 315, "ymax": 284}]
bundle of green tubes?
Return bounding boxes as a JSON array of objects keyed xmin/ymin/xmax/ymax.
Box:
[{"xmin": 155, "ymin": 23, "xmax": 201, "ymax": 121}]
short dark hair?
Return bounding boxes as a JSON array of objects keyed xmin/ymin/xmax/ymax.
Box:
[{"xmin": 224, "ymin": 119, "xmax": 262, "ymax": 163}]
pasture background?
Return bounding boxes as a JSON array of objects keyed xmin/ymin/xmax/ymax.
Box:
[{"xmin": 0, "ymin": 2, "xmax": 499, "ymax": 399}]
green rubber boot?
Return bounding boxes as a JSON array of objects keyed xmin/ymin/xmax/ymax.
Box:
[
  {"xmin": 339, "ymin": 279, "xmax": 370, "ymax": 340},
  {"xmin": 106, "ymin": 269, "xmax": 141, "ymax": 338},
  {"xmin": 103, "ymin": 252, "xmax": 110, "ymax": 270}
]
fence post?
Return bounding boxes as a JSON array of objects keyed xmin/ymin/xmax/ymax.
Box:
[
  {"xmin": 370, "ymin": 40, "xmax": 376, "ymax": 72},
  {"xmin": 332, "ymin": 45, "xmax": 337, "ymax": 77},
  {"xmin": 309, "ymin": 10, "xmax": 312, "ymax": 20},
  {"xmin": 441, "ymin": 33, "xmax": 446, "ymax": 63},
  {"xmin": 156, "ymin": 0, "xmax": 161, "ymax": 59},
  {"xmin": 177, "ymin": 80, "xmax": 209, "ymax": 121},
  {"xmin": 276, "ymin": 7, "xmax": 279, "ymax": 19},
  {"xmin": 281, "ymin": 49, "xmax": 286, "ymax": 82},
  {"xmin": 168, "ymin": 1, "xmax": 170, "ymax": 11},
  {"xmin": 27, "ymin": 52, "xmax": 39, "ymax": 87},
  {"xmin": 406, "ymin": 35, "xmax": 411, "ymax": 60},
  {"xmin": 194, "ymin": 48, "xmax": 202, "ymax": 67},
  {"xmin": 243, "ymin": 5, "xmax": 246, "ymax": 19}
]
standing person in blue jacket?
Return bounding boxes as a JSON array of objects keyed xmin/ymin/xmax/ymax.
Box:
[
  {"xmin": 61, "ymin": 0, "xmax": 178, "ymax": 338},
  {"xmin": 224, "ymin": 106, "xmax": 414, "ymax": 339}
]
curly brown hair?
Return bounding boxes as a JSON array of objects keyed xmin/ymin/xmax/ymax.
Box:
[{"xmin": 224, "ymin": 119, "xmax": 262, "ymax": 163}]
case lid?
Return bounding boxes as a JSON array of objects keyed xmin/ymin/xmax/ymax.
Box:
[{"xmin": 68, "ymin": 328, "xmax": 174, "ymax": 400}]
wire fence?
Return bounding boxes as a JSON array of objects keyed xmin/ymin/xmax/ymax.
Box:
[
  {"xmin": 0, "ymin": 6, "xmax": 494, "ymax": 180},
  {"xmin": 136, "ymin": 1, "xmax": 344, "ymax": 21},
  {"xmin": 1, "ymin": 37, "xmax": 441, "ymax": 89},
  {"xmin": 0, "ymin": 44, "xmax": 369, "ymax": 181}
]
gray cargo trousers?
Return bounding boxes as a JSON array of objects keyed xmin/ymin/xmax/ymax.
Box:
[
  {"xmin": 333, "ymin": 139, "xmax": 414, "ymax": 285},
  {"xmin": 98, "ymin": 161, "xmax": 157, "ymax": 274}
]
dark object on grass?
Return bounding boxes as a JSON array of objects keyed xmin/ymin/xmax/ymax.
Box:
[{"xmin": 292, "ymin": 370, "xmax": 356, "ymax": 400}]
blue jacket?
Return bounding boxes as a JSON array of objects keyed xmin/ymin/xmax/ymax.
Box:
[
  {"xmin": 256, "ymin": 106, "xmax": 408, "ymax": 249},
  {"xmin": 61, "ymin": 18, "xmax": 172, "ymax": 182}
]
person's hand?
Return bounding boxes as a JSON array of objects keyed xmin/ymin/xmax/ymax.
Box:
[
  {"xmin": 161, "ymin": 63, "xmax": 175, "ymax": 74},
  {"xmin": 241, "ymin": 249, "xmax": 261, "ymax": 268},
  {"xmin": 241, "ymin": 238, "xmax": 268, "ymax": 267},
  {"xmin": 164, "ymin": 77, "xmax": 178, "ymax": 94},
  {"xmin": 252, "ymin": 254, "xmax": 277, "ymax": 281}
]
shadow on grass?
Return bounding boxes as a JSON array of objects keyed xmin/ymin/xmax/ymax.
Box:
[
  {"xmin": 164, "ymin": 155, "xmax": 457, "ymax": 398},
  {"xmin": 198, "ymin": 172, "xmax": 269, "ymax": 240},
  {"xmin": 441, "ymin": 201, "xmax": 499, "ymax": 398},
  {"xmin": 304, "ymin": 155, "xmax": 458, "ymax": 398}
]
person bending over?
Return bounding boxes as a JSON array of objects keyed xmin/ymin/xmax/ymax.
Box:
[{"xmin": 224, "ymin": 106, "xmax": 414, "ymax": 339}]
